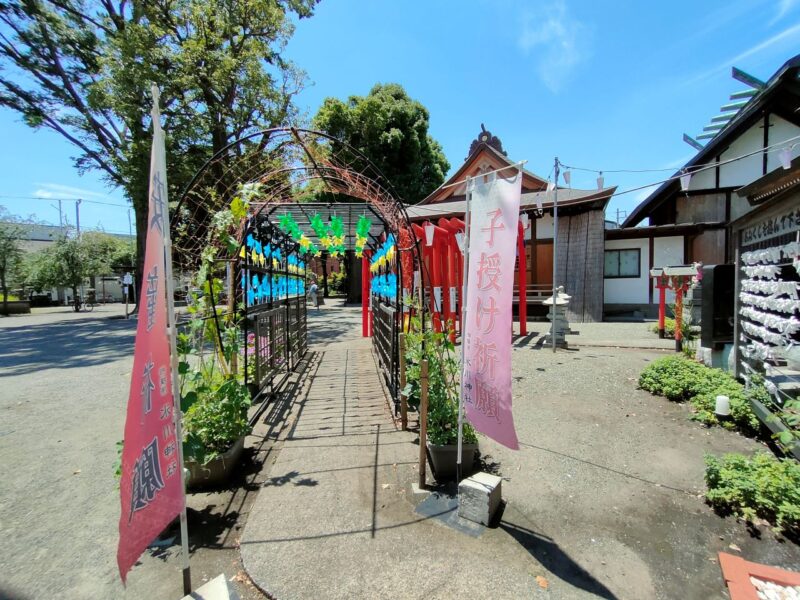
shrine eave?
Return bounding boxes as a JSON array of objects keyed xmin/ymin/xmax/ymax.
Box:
[
  {"xmin": 417, "ymin": 142, "xmax": 550, "ymax": 205},
  {"xmin": 406, "ymin": 186, "xmax": 616, "ymax": 221}
]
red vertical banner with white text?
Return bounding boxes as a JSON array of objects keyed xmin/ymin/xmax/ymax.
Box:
[
  {"xmin": 117, "ymin": 112, "xmax": 183, "ymax": 583},
  {"xmin": 461, "ymin": 172, "xmax": 522, "ymax": 449}
]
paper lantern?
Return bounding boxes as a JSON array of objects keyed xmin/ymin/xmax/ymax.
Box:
[
  {"xmin": 779, "ymin": 147, "xmax": 792, "ymax": 170},
  {"xmin": 424, "ymin": 222, "xmax": 435, "ymax": 247},
  {"xmin": 680, "ymin": 170, "xmax": 691, "ymax": 192}
]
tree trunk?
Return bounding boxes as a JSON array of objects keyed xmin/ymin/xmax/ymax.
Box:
[
  {"xmin": 72, "ymin": 285, "xmax": 79, "ymax": 311},
  {"xmin": 321, "ymin": 252, "xmax": 329, "ymax": 298}
]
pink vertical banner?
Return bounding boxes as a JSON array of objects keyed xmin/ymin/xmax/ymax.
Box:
[{"xmin": 462, "ymin": 172, "xmax": 522, "ymax": 450}]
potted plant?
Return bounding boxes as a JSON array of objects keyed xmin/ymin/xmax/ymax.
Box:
[
  {"xmin": 177, "ymin": 242, "xmax": 252, "ymax": 488},
  {"xmin": 181, "ymin": 372, "xmax": 251, "ymax": 488},
  {"xmin": 178, "ymin": 301, "xmax": 252, "ymax": 488},
  {"xmin": 404, "ymin": 315, "xmax": 479, "ymax": 481}
]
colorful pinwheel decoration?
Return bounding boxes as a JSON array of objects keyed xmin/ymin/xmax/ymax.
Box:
[
  {"xmin": 354, "ymin": 215, "xmax": 371, "ymax": 258},
  {"xmin": 278, "ymin": 212, "xmax": 318, "ymax": 255},
  {"xmin": 310, "ymin": 213, "xmax": 330, "ymax": 251},
  {"xmin": 369, "ymin": 234, "xmax": 396, "ymax": 273},
  {"xmin": 327, "ymin": 215, "xmax": 346, "ymax": 258}
]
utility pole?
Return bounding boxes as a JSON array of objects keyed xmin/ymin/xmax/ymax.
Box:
[
  {"xmin": 75, "ymin": 199, "xmax": 82, "ymax": 238},
  {"xmin": 551, "ymin": 158, "xmax": 559, "ymax": 353},
  {"xmin": 76, "ymin": 199, "xmax": 83, "ymax": 307}
]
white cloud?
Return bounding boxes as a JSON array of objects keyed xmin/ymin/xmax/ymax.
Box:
[
  {"xmin": 683, "ymin": 22, "xmax": 800, "ymax": 86},
  {"xmin": 517, "ymin": 0, "xmax": 591, "ymax": 93},
  {"xmin": 32, "ymin": 183, "xmax": 110, "ymax": 200},
  {"xmin": 770, "ymin": 0, "xmax": 798, "ymax": 25}
]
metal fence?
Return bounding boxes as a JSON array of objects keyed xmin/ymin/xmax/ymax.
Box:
[
  {"xmin": 248, "ymin": 297, "xmax": 307, "ymax": 400},
  {"xmin": 372, "ymin": 297, "xmax": 399, "ymax": 413}
]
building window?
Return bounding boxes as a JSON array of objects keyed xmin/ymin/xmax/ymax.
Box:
[{"xmin": 604, "ymin": 249, "xmax": 641, "ymax": 278}]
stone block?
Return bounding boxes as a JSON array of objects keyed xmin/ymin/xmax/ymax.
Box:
[
  {"xmin": 181, "ymin": 574, "xmax": 240, "ymax": 600},
  {"xmin": 458, "ymin": 472, "xmax": 502, "ymax": 525}
]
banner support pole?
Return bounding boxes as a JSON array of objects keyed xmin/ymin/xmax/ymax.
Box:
[
  {"xmin": 153, "ymin": 85, "xmax": 192, "ymax": 595},
  {"xmin": 456, "ymin": 176, "xmax": 472, "ymax": 486}
]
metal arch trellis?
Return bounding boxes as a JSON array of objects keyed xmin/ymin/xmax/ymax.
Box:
[{"xmin": 171, "ymin": 127, "xmax": 426, "ymax": 410}]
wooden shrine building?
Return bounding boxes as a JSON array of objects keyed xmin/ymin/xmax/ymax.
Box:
[{"xmin": 406, "ymin": 125, "xmax": 616, "ymax": 322}]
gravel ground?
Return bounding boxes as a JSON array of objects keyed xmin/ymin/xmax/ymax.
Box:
[
  {"xmin": 2, "ymin": 305, "xmax": 798, "ymax": 600},
  {"xmin": 0, "ymin": 306, "xmax": 265, "ymax": 600},
  {"xmin": 478, "ymin": 341, "xmax": 800, "ymax": 599}
]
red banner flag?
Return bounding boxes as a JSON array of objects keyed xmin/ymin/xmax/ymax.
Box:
[{"xmin": 117, "ymin": 101, "xmax": 184, "ymax": 583}]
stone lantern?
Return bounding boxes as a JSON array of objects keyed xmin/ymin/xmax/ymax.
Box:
[{"xmin": 543, "ymin": 286, "xmax": 571, "ymax": 348}]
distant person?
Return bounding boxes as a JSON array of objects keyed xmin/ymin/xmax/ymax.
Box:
[{"xmin": 308, "ymin": 280, "xmax": 319, "ymax": 310}]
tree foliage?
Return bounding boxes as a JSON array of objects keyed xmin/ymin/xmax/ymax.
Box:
[
  {"xmin": 313, "ymin": 83, "xmax": 450, "ymax": 203},
  {"xmin": 0, "ymin": 0, "xmax": 318, "ymax": 285},
  {"xmin": 25, "ymin": 231, "xmax": 133, "ymax": 308},
  {"xmin": 26, "ymin": 236, "xmax": 87, "ymax": 303},
  {"xmin": 0, "ymin": 207, "xmax": 26, "ymax": 312}
]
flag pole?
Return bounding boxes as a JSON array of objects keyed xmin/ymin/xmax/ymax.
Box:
[
  {"xmin": 456, "ymin": 176, "xmax": 472, "ymax": 486},
  {"xmin": 152, "ymin": 85, "xmax": 192, "ymax": 595}
]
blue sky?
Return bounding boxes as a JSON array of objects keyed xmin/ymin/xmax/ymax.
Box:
[{"xmin": 1, "ymin": 0, "xmax": 799, "ymax": 233}]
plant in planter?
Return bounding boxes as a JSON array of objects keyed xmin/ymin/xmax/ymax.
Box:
[
  {"xmin": 404, "ymin": 314, "xmax": 478, "ymax": 480},
  {"xmin": 176, "ymin": 196, "xmax": 254, "ymax": 487}
]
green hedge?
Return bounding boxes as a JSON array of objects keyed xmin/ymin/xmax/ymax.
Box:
[
  {"xmin": 638, "ymin": 356, "xmax": 759, "ymax": 431},
  {"xmin": 705, "ymin": 452, "xmax": 800, "ymax": 535}
]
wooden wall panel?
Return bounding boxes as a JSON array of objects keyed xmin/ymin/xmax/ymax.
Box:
[
  {"xmin": 566, "ymin": 212, "xmax": 587, "ymax": 322},
  {"xmin": 584, "ymin": 210, "xmax": 605, "ymax": 322}
]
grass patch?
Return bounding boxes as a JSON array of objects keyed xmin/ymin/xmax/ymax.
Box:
[{"xmin": 638, "ymin": 355, "xmax": 759, "ymax": 432}]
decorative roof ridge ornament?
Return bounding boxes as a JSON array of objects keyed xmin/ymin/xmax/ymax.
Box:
[{"xmin": 468, "ymin": 123, "xmax": 507, "ymax": 158}]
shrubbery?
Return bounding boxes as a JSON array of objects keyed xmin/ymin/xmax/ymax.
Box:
[
  {"xmin": 638, "ymin": 355, "xmax": 758, "ymax": 431},
  {"xmin": 649, "ymin": 316, "xmax": 695, "ymax": 340},
  {"xmin": 327, "ymin": 270, "xmax": 346, "ymax": 295},
  {"xmin": 705, "ymin": 452, "xmax": 800, "ymax": 535}
]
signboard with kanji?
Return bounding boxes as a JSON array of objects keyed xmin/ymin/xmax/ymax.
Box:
[
  {"xmin": 461, "ymin": 173, "xmax": 522, "ymax": 450},
  {"xmin": 117, "ymin": 105, "xmax": 184, "ymax": 584}
]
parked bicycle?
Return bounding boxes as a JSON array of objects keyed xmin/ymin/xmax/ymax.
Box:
[{"xmin": 73, "ymin": 292, "xmax": 97, "ymax": 312}]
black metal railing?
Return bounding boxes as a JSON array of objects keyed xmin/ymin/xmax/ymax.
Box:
[
  {"xmin": 248, "ymin": 297, "xmax": 307, "ymax": 400},
  {"xmin": 372, "ymin": 297, "xmax": 399, "ymax": 413}
]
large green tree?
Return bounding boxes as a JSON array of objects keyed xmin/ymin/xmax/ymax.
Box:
[
  {"xmin": 0, "ymin": 0, "xmax": 317, "ymax": 292},
  {"xmin": 313, "ymin": 83, "xmax": 450, "ymax": 204}
]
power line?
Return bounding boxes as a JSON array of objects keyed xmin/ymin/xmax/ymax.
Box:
[
  {"xmin": 0, "ymin": 194, "xmax": 129, "ymax": 208},
  {"xmin": 562, "ymin": 134, "xmax": 800, "ymax": 200},
  {"xmin": 560, "ymin": 134, "xmax": 800, "ymax": 179}
]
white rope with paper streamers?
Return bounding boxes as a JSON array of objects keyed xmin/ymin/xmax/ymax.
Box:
[
  {"xmin": 741, "ymin": 264, "xmax": 782, "ymax": 279},
  {"xmin": 740, "ymin": 279, "xmax": 800, "ymax": 297},
  {"xmin": 739, "ymin": 292, "xmax": 800, "ymax": 314},
  {"xmin": 740, "ymin": 307, "xmax": 800, "ymax": 335},
  {"xmin": 739, "ymin": 336, "xmax": 778, "ymax": 361},
  {"xmin": 741, "ymin": 321, "xmax": 790, "ymax": 346},
  {"xmin": 741, "ymin": 241, "xmax": 800, "ymax": 266}
]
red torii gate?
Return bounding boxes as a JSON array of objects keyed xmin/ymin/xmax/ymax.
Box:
[{"xmin": 650, "ymin": 264, "xmax": 701, "ymax": 352}]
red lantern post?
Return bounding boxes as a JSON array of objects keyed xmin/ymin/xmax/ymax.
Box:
[
  {"xmin": 651, "ymin": 270, "xmax": 669, "ymax": 339},
  {"xmin": 362, "ymin": 250, "xmax": 371, "ymax": 337}
]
